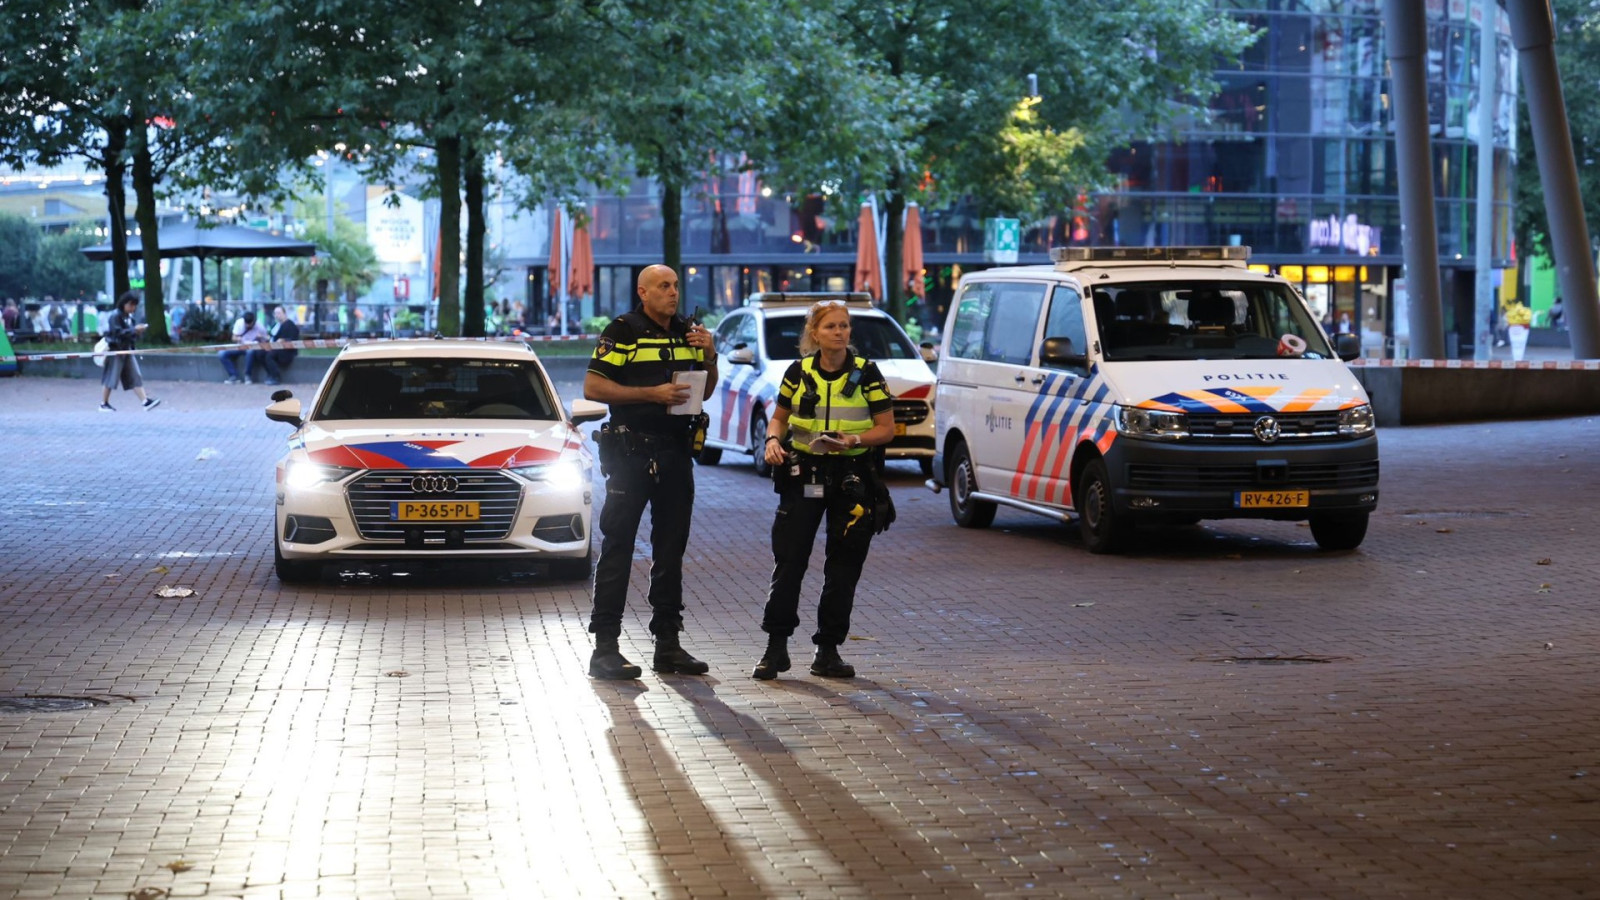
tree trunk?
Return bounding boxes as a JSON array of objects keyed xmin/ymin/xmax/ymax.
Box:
[
  {"xmin": 436, "ymin": 133, "xmax": 462, "ymax": 336},
  {"xmin": 102, "ymin": 119, "xmax": 131, "ymax": 300},
  {"xmin": 463, "ymin": 139, "xmax": 485, "ymax": 338},
  {"xmin": 130, "ymin": 118, "xmax": 169, "ymax": 343},
  {"xmin": 660, "ymin": 175, "xmax": 682, "ymax": 281}
]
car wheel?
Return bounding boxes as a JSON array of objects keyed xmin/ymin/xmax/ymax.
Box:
[
  {"xmin": 918, "ymin": 457, "xmax": 935, "ymax": 479},
  {"xmin": 750, "ymin": 411, "xmax": 772, "ymax": 478},
  {"xmin": 1309, "ymin": 512, "xmax": 1368, "ymax": 551},
  {"xmin": 274, "ymin": 535, "xmax": 320, "ymax": 584},
  {"xmin": 1075, "ymin": 457, "xmax": 1128, "ymax": 555},
  {"xmin": 549, "ymin": 544, "xmax": 594, "ymax": 581},
  {"xmin": 947, "ymin": 440, "xmax": 996, "ymax": 529},
  {"xmin": 697, "ymin": 444, "xmax": 722, "ymax": 465}
]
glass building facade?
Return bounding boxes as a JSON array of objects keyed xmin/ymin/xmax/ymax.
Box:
[{"xmin": 522, "ymin": 0, "xmax": 1516, "ymax": 355}]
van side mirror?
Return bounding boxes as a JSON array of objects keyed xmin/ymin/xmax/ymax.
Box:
[
  {"xmin": 1335, "ymin": 332, "xmax": 1361, "ymax": 361},
  {"xmin": 1039, "ymin": 336, "xmax": 1087, "ymax": 371}
]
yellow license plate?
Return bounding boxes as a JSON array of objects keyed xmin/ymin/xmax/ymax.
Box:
[
  {"xmin": 392, "ymin": 501, "xmax": 481, "ymax": 521},
  {"xmin": 1235, "ymin": 490, "xmax": 1309, "ymax": 509},
  {"xmin": 894, "ymin": 423, "xmax": 907, "ymax": 436}
]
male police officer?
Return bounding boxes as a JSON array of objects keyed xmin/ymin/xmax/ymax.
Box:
[{"xmin": 582, "ymin": 264, "xmax": 718, "ymax": 679}]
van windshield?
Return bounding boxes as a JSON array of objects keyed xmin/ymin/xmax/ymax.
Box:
[
  {"xmin": 1090, "ymin": 282, "xmax": 1337, "ymax": 361},
  {"xmin": 764, "ymin": 314, "xmax": 919, "ymax": 361}
]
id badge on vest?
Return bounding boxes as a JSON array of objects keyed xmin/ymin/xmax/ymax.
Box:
[{"xmin": 803, "ymin": 467, "xmax": 825, "ymax": 499}]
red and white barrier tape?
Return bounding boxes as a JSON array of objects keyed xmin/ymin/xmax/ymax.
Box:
[
  {"xmin": 13, "ymin": 332, "xmax": 595, "ymax": 362},
  {"xmin": 1348, "ymin": 357, "xmax": 1600, "ymax": 371}
]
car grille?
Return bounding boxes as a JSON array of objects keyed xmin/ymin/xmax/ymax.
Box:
[
  {"xmin": 1127, "ymin": 460, "xmax": 1380, "ymax": 491},
  {"xmin": 1187, "ymin": 411, "xmax": 1344, "ymax": 440},
  {"xmin": 893, "ymin": 399, "xmax": 930, "ymax": 426},
  {"xmin": 346, "ymin": 470, "xmax": 523, "ymax": 543}
]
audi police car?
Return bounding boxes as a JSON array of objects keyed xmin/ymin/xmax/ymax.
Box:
[
  {"xmin": 699, "ymin": 292, "xmax": 938, "ymax": 476},
  {"xmin": 265, "ymin": 339, "xmax": 606, "ymax": 582},
  {"xmin": 931, "ymin": 246, "xmax": 1379, "ymax": 553}
]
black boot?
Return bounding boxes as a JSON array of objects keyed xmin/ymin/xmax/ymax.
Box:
[
  {"xmin": 810, "ymin": 643, "xmax": 855, "ymax": 679},
  {"xmin": 589, "ymin": 637, "xmax": 641, "ymax": 680},
  {"xmin": 653, "ymin": 632, "xmax": 710, "ymax": 675},
  {"xmin": 751, "ymin": 635, "xmax": 790, "ymax": 681}
]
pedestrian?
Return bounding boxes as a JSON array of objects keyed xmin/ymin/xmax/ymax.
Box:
[
  {"xmin": 258, "ymin": 305, "xmax": 301, "ymax": 385},
  {"xmin": 99, "ymin": 290, "xmax": 160, "ymax": 412},
  {"xmin": 218, "ymin": 310, "xmax": 270, "ymax": 384},
  {"xmin": 752, "ymin": 300, "xmax": 897, "ymax": 681},
  {"xmin": 582, "ymin": 264, "xmax": 718, "ymax": 679},
  {"xmin": 1549, "ymin": 296, "xmax": 1566, "ymax": 331}
]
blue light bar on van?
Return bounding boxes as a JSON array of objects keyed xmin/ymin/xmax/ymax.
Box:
[{"xmin": 1050, "ymin": 246, "xmax": 1252, "ymax": 263}]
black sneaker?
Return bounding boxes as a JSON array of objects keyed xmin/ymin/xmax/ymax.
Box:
[
  {"xmin": 98, "ymin": 402, "xmax": 115, "ymax": 413},
  {"xmin": 143, "ymin": 397, "xmax": 161, "ymax": 411}
]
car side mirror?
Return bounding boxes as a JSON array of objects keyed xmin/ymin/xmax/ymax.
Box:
[
  {"xmin": 568, "ymin": 398, "xmax": 608, "ymax": 425},
  {"xmin": 727, "ymin": 346, "xmax": 756, "ymax": 366},
  {"xmin": 265, "ymin": 397, "xmax": 304, "ymax": 428},
  {"xmin": 1335, "ymin": 332, "xmax": 1361, "ymax": 361},
  {"xmin": 919, "ymin": 341, "xmax": 939, "ymax": 364},
  {"xmin": 1039, "ymin": 336, "xmax": 1087, "ymax": 371}
]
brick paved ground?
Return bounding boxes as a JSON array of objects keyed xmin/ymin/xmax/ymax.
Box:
[{"xmin": 1, "ymin": 375, "xmax": 1598, "ymax": 899}]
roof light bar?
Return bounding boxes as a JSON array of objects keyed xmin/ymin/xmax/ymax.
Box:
[{"xmin": 1050, "ymin": 246, "xmax": 1252, "ymax": 263}]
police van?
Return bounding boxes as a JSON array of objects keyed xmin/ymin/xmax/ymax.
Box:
[{"xmin": 928, "ymin": 246, "xmax": 1378, "ymax": 553}]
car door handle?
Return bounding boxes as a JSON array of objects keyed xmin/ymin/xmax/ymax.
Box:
[
  {"xmin": 1030, "ymin": 374, "xmax": 1046, "ymax": 385},
  {"xmin": 1014, "ymin": 373, "xmax": 1027, "ymax": 383}
]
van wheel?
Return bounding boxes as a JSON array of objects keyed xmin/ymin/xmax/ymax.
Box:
[
  {"xmin": 750, "ymin": 412, "xmax": 772, "ymax": 478},
  {"xmin": 1310, "ymin": 513, "xmax": 1368, "ymax": 551},
  {"xmin": 948, "ymin": 441, "xmax": 996, "ymax": 528},
  {"xmin": 1075, "ymin": 458, "xmax": 1128, "ymax": 554},
  {"xmin": 697, "ymin": 445, "xmax": 722, "ymax": 465},
  {"xmin": 274, "ymin": 536, "xmax": 320, "ymax": 584}
]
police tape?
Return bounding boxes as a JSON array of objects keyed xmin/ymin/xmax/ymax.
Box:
[{"xmin": 14, "ymin": 332, "xmax": 595, "ymax": 363}]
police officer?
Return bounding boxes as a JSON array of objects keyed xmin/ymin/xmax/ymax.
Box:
[
  {"xmin": 753, "ymin": 300, "xmax": 896, "ymax": 680},
  {"xmin": 583, "ymin": 264, "xmax": 718, "ymax": 679}
]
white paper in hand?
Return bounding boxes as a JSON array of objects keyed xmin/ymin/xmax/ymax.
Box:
[{"xmin": 668, "ymin": 370, "xmax": 707, "ymax": 415}]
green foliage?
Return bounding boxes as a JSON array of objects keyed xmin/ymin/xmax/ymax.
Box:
[
  {"xmin": 583, "ymin": 316, "xmax": 611, "ymax": 335},
  {"xmin": 1515, "ymin": 0, "xmax": 1600, "ymax": 259},
  {"xmin": 178, "ymin": 306, "xmax": 225, "ymax": 341},
  {"xmin": 34, "ymin": 224, "xmax": 106, "ymax": 301},
  {"xmin": 393, "ymin": 308, "xmax": 424, "ymax": 331},
  {"xmin": 285, "ymin": 194, "xmax": 380, "ymax": 303},
  {"xmin": 0, "ymin": 214, "xmax": 43, "ymax": 298}
]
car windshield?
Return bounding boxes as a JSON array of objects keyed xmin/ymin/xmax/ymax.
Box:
[
  {"xmin": 763, "ymin": 313, "xmax": 919, "ymax": 361},
  {"xmin": 313, "ymin": 359, "xmax": 558, "ymax": 420},
  {"xmin": 1091, "ymin": 281, "xmax": 1338, "ymax": 361}
]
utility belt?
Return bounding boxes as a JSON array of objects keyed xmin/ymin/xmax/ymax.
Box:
[
  {"xmin": 595, "ymin": 415, "xmax": 708, "ymax": 478},
  {"xmin": 774, "ymin": 448, "xmax": 896, "ymax": 533}
]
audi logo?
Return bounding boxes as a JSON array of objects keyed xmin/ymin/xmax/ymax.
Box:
[
  {"xmin": 411, "ymin": 475, "xmax": 460, "ymax": 494},
  {"xmin": 1253, "ymin": 416, "xmax": 1282, "ymax": 444}
]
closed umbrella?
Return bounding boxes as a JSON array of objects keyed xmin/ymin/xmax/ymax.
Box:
[
  {"xmin": 569, "ymin": 218, "xmax": 594, "ymax": 301},
  {"xmin": 903, "ymin": 203, "xmax": 926, "ymax": 299},
  {"xmin": 854, "ymin": 202, "xmax": 883, "ymax": 302},
  {"xmin": 548, "ymin": 209, "xmax": 565, "ymax": 301}
]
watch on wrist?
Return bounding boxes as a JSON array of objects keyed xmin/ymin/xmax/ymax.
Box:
[{"xmin": 765, "ymin": 435, "xmax": 781, "ymax": 444}]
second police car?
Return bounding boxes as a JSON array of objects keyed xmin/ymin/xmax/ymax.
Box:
[
  {"xmin": 265, "ymin": 339, "xmax": 606, "ymax": 582},
  {"xmin": 929, "ymin": 246, "xmax": 1379, "ymax": 553},
  {"xmin": 698, "ymin": 292, "xmax": 938, "ymax": 476}
]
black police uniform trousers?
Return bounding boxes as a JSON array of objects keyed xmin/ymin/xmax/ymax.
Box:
[
  {"xmin": 590, "ymin": 435, "xmax": 694, "ymax": 640},
  {"xmin": 762, "ymin": 460, "xmax": 875, "ymax": 647}
]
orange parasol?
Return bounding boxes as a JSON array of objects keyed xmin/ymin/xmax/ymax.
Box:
[
  {"xmin": 854, "ymin": 202, "xmax": 883, "ymax": 302},
  {"xmin": 903, "ymin": 203, "xmax": 926, "ymax": 299},
  {"xmin": 568, "ymin": 217, "xmax": 594, "ymax": 300}
]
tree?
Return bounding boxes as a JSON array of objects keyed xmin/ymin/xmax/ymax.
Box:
[
  {"xmin": 1514, "ymin": 0, "xmax": 1600, "ymax": 260},
  {"xmin": 35, "ymin": 224, "xmax": 108, "ymax": 302},
  {"xmin": 0, "ymin": 214, "xmax": 43, "ymax": 299},
  {"xmin": 285, "ymin": 201, "xmax": 380, "ymax": 309}
]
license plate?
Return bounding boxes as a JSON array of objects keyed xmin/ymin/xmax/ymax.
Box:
[
  {"xmin": 1235, "ymin": 490, "xmax": 1309, "ymax": 509},
  {"xmin": 893, "ymin": 423, "xmax": 907, "ymax": 436},
  {"xmin": 392, "ymin": 501, "xmax": 481, "ymax": 521}
]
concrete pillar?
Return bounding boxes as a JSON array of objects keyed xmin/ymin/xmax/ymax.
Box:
[
  {"xmin": 1384, "ymin": 0, "xmax": 1449, "ymax": 359},
  {"xmin": 1473, "ymin": 0, "xmax": 1499, "ymax": 361},
  {"xmin": 1507, "ymin": 0, "xmax": 1600, "ymax": 358}
]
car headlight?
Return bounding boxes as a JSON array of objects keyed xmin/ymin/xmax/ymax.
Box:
[
  {"xmin": 283, "ymin": 460, "xmax": 358, "ymax": 489},
  {"xmin": 511, "ymin": 458, "xmax": 590, "ymax": 491},
  {"xmin": 1115, "ymin": 405, "xmax": 1189, "ymax": 440},
  {"xmin": 1338, "ymin": 403, "xmax": 1375, "ymax": 437}
]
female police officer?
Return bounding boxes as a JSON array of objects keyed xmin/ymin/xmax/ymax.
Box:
[{"xmin": 752, "ymin": 300, "xmax": 895, "ymax": 680}]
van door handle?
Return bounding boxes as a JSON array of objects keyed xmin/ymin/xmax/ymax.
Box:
[{"xmin": 1030, "ymin": 374, "xmax": 1046, "ymax": 385}]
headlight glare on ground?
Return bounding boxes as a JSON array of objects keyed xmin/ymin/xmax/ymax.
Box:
[{"xmin": 284, "ymin": 460, "xmax": 358, "ymax": 489}]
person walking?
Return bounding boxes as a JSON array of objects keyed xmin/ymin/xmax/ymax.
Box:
[
  {"xmin": 582, "ymin": 264, "xmax": 719, "ymax": 679},
  {"xmin": 753, "ymin": 300, "xmax": 896, "ymax": 681},
  {"xmin": 98, "ymin": 290, "xmax": 160, "ymax": 412}
]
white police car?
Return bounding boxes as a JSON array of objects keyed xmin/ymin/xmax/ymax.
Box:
[
  {"xmin": 931, "ymin": 247, "xmax": 1379, "ymax": 553},
  {"xmin": 698, "ymin": 292, "xmax": 937, "ymax": 476},
  {"xmin": 265, "ymin": 339, "xmax": 607, "ymax": 582}
]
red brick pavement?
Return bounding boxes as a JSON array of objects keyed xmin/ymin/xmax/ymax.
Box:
[{"xmin": 1, "ymin": 376, "xmax": 1598, "ymax": 899}]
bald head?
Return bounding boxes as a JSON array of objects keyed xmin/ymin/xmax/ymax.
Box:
[{"xmin": 636, "ymin": 264, "xmax": 680, "ymax": 328}]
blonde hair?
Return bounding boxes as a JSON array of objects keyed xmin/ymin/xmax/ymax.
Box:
[{"xmin": 798, "ymin": 301, "xmax": 854, "ymax": 357}]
